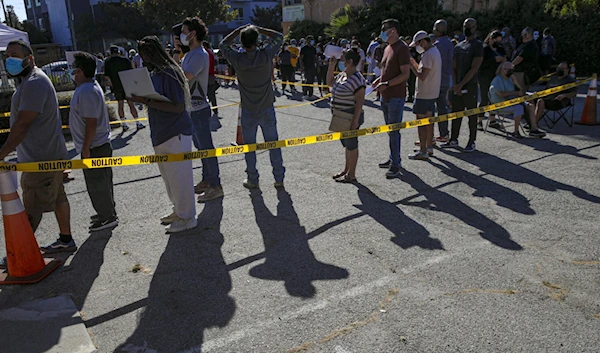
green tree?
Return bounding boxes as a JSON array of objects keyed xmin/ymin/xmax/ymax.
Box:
[
  {"xmin": 134, "ymin": 0, "xmax": 235, "ymax": 30},
  {"xmin": 4, "ymin": 5, "xmax": 23, "ymax": 29},
  {"xmin": 73, "ymin": 13, "xmax": 100, "ymax": 52},
  {"xmin": 97, "ymin": 2, "xmax": 160, "ymax": 40},
  {"xmin": 287, "ymin": 20, "xmax": 327, "ymax": 41},
  {"xmin": 250, "ymin": 3, "xmax": 282, "ymax": 31},
  {"xmin": 22, "ymin": 20, "xmax": 50, "ymax": 44},
  {"xmin": 543, "ymin": 0, "xmax": 599, "ymax": 17}
]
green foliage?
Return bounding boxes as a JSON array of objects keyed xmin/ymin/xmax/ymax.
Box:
[
  {"xmin": 544, "ymin": 0, "xmax": 599, "ymax": 17},
  {"xmin": 22, "ymin": 20, "xmax": 51, "ymax": 44},
  {"xmin": 134, "ymin": 0, "xmax": 235, "ymax": 30},
  {"xmin": 287, "ymin": 20, "xmax": 328, "ymax": 41},
  {"xmin": 251, "ymin": 3, "xmax": 283, "ymax": 32},
  {"xmin": 97, "ymin": 2, "xmax": 161, "ymax": 40}
]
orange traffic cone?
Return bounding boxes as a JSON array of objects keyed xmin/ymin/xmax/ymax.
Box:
[
  {"xmin": 231, "ymin": 107, "xmax": 244, "ymax": 146},
  {"xmin": 570, "ymin": 65, "xmax": 576, "ymax": 79},
  {"xmin": 0, "ymin": 170, "xmax": 60, "ymax": 284},
  {"xmin": 575, "ymin": 75, "xmax": 598, "ymax": 126}
]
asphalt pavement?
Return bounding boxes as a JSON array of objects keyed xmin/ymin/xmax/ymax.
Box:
[{"xmin": 0, "ymin": 79, "xmax": 599, "ymax": 353}]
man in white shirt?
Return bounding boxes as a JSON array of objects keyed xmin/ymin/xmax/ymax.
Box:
[{"xmin": 408, "ymin": 31, "xmax": 442, "ymax": 160}]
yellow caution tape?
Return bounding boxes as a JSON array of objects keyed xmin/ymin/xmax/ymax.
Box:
[{"xmin": 0, "ymin": 76, "xmax": 592, "ymax": 173}]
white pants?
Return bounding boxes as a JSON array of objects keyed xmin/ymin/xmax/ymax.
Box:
[{"xmin": 153, "ymin": 134, "xmax": 196, "ymax": 220}]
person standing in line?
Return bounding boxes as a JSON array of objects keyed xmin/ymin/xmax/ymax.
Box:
[
  {"xmin": 277, "ymin": 42, "xmax": 295, "ymax": 92},
  {"xmin": 174, "ymin": 17, "xmax": 223, "ymax": 202},
  {"xmin": 539, "ymin": 28, "xmax": 556, "ymax": 75},
  {"xmin": 129, "ymin": 36, "xmax": 197, "ymax": 233},
  {"xmin": 300, "ymin": 35, "xmax": 318, "ymax": 98},
  {"xmin": 69, "ymin": 52, "xmax": 119, "ymax": 231},
  {"xmin": 432, "ymin": 19, "xmax": 454, "ymax": 143},
  {"xmin": 407, "ymin": 30, "xmax": 442, "ymax": 161},
  {"xmin": 512, "ymin": 27, "xmax": 540, "ymax": 95},
  {"xmin": 372, "ymin": 19, "xmax": 411, "ymax": 178},
  {"xmin": 501, "ymin": 27, "xmax": 517, "ymax": 60},
  {"xmin": 316, "ymin": 43, "xmax": 329, "ymax": 96},
  {"xmin": 0, "ymin": 40, "xmax": 75, "ymax": 253},
  {"xmin": 440, "ymin": 18, "xmax": 483, "ymax": 153},
  {"xmin": 220, "ymin": 25, "xmax": 286, "ymax": 189},
  {"xmin": 104, "ymin": 45, "xmax": 145, "ymax": 131},
  {"xmin": 95, "ymin": 53, "xmax": 105, "ymax": 91},
  {"xmin": 478, "ymin": 30, "xmax": 506, "ymax": 130},
  {"xmin": 366, "ymin": 33, "xmax": 379, "ymax": 84}
]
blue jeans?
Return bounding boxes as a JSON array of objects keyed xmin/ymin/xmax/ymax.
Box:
[
  {"xmin": 380, "ymin": 97, "xmax": 405, "ymax": 168},
  {"xmin": 436, "ymin": 86, "xmax": 450, "ymax": 137},
  {"xmin": 191, "ymin": 107, "xmax": 221, "ymax": 187},
  {"xmin": 241, "ymin": 107, "xmax": 285, "ymax": 184}
]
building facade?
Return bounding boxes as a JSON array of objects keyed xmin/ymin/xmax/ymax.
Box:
[
  {"xmin": 281, "ymin": 0, "xmax": 369, "ymax": 35},
  {"xmin": 207, "ymin": 0, "xmax": 280, "ymax": 47},
  {"xmin": 441, "ymin": 0, "xmax": 500, "ymax": 13}
]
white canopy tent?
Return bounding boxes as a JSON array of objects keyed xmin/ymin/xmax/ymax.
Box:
[{"xmin": 0, "ymin": 24, "xmax": 29, "ymax": 51}]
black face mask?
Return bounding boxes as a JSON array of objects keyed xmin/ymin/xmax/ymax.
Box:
[
  {"xmin": 464, "ymin": 27, "xmax": 473, "ymax": 37},
  {"xmin": 557, "ymin": 69, "xmax": 566, "ymax": 77},
  {"xmin": 506, "ymin": 69, "xmax": 514, "ymax": 77}
]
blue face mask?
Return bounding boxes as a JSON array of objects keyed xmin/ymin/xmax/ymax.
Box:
[
  {"xmin": 338, "ymin": 61, "xmax": 346, "ymax": 72},
  {"xmin": 310, "ymin": 40, "xmax": 315, "ymax": 45},
  {"xmin": 6, "ymin": 57, "xmax": 25, "ymax": 76},
  {"xmin": 501, "ymin": 31, "xmax": 506, "ymax": 37},
  {"xmin": 380, "ymin": 30, "xmax": 389, "ymax": 43}
]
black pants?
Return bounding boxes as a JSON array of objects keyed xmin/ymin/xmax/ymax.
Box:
[
  {"xmin": 317, "ymin": 66, "xmax": 328, "ymax": 93},
  {"xmin": 280, "ymin": 64, "xmax": 295, "ymax": 90},
  {"xmin": 208, "ymin": 76, "xmax": 218, "ymax": 115},
  {"xmin": 303, "ymin": 66, "xmax": 316, "ymax": 96},
  {"xmin": 83, "ymin": 143, "xmax": 116, "ymax": 221},
  {"xmin": 450, "ymin": 82, "xmax": 479, "ymax": 144},
  {"xmin": 408, "ymin": 70, "xmax": 416, "ymax": 100}
]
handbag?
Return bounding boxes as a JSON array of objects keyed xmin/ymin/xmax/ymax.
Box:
[{"xmin": 329, "ymin": 108, "xmax": 354, "ymax": 132}]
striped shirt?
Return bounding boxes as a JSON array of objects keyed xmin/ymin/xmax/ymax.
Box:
[{"xmin": 331, "ymin": 71, "xmax": 366, "ymax": 110}]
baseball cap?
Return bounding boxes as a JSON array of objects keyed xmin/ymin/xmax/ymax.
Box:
[{"xmin": 410, "ymin": 30, "xmax": 428, "ymax": 47}]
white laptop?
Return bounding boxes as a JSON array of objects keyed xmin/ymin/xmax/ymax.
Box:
[{"xmin": 118, "ymin": 67, "xmax": 171, "ymax": 102}]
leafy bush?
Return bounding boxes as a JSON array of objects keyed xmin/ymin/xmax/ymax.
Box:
[{"xmin": 287, "ymin": 20, "xmax": 328, "ymax": 41}]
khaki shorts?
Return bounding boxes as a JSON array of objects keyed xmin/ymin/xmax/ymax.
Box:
[{"xmin": 21, "ymin": 171, "xmax": 68, "ymax": 214}]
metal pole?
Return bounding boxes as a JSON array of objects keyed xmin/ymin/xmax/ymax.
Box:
[{"xmin": 1, "ymin": 0, "xmax": 11, "ymax": 28}]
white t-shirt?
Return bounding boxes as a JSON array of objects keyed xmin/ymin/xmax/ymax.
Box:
[
  {"xmin": 182, "ymin": 46, "xmax": 210, "ymax": 111},
  {"xmin": 69, "ymin": 81, "xmax": 111, "ymax": 153},
  {"xmin": 416, "ymin": 46, "xmax": 442, "ymax": 100}
]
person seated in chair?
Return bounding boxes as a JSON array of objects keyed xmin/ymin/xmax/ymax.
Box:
[
  {"xmin": 534, "ymin": 61, "xmax": 578, "ymax": 123},
  {"xmin": 489, "ymin": 62, "xmax": 546, "ymax": 138}
]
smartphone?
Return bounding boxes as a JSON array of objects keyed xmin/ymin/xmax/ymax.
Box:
[{"xmin": 171, "ymin": 23, "xmax": 189, "ymax": 54}]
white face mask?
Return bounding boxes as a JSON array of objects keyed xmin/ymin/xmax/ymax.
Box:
[
  {"xmin": 180, "ymin": 33, "xmax": 190, "ymax": 46},
  {"xmin": 416, "ymin": 45, "xmax": 425, "ymax": 54}
]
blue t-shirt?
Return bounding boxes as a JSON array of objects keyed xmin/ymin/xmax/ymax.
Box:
[
  {"xmin": 148, "ymin": 67, "xmax": 193, "ymax": 146},
  {"xmin": 434, "ymin": 36, "xmax": 454, "ymax": 89},
  {"xmin": 489, "ymin": 75, "xmax": 515, "ymax": 104}
]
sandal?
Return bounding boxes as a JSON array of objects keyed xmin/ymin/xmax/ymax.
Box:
[
  {"xmin": 332, "ymin": 171, "xmax": 347, "ymax": 180},
  {"xmin": 335, "ymin": 175, "xmax": 357, "ymax": 183}
]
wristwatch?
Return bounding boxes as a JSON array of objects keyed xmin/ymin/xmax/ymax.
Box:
[{"xmin": 383, "ymin": 81, "xmax": 390, "ymax": 86}]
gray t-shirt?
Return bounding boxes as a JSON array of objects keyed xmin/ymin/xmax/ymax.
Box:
[
  {"xmin": 10, "ymin": 67, "xmax": 67, "ymax": 163},
  {"xmin": 416, "ymin": 46, "xmax": 442, "ymax": 100},
  {"xmin": 69, "ymin": 81, "xmax": 111, "ymax": 153},
  {"xmin": 454, "ymin": 38, "xmax": 484, "ymax": 85},
  {"xmin": 220, "ymin": 33, "xmax": 283, "ymax": 113},
  {"xmin": 182, "ymin": 46, "xmax": 210, "ymax": 111}
]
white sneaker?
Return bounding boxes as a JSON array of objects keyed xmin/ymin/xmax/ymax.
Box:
[
  {"xmin": 165, "ymin": 218, "xmax": 198, "ymax": 233},
  {"xmin": 160, "ymin": 212, "xmax": 180, "ymax": 225}
]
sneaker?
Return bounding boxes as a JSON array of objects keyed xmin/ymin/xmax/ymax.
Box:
[
  {"xmin": 414, "ymin": 140, "xmax": 436, "ymax": 147},
  {"xmin": 274, "ymin": 182, "xmax": 285, "ymax": 189},
  {"xmin": 89, "ymin": 217, "xmax": 119, "ymax": 232},
  {"xmin": 122, "ymin": 123, "xmax": 130, "ymax": 132},
  {"xmin": 510, "ymin": 131, "xmax": 524, "ymax": 139},
  {"xmin": 529, "ymin": 129, "xmax": 546, "ymax": 138},
  {"xmin": 435, "ymin": 135, "xmax": 449, "ymax": 143},
  {"xmin": 40, "ymin": 239, "xmax": 77, "ymax": 254},
  {"xmin": 136, "ymin": 123, "xmax": 146, "ymax": 130},
  {"xmin": 426, "ymin": 147, "xmax": 434, "ymax": 156},
  {"xmin": 408, "ymin": 151, "xmax": 430, "ymax": 160},
  {"xmin": 90, "ymin": 214, "xmax": 99, "ymax": 222},
  {"xmin": 243, "ymin": 179, "xmax": 259, "ymax": 189},
  {"xmin": 489, "ymin": 120, "xmax": 503, "ymax": 130},
  {"xmin": 194, "ymin": 181, "xmax": 210, "ymax": 194},
  {"xmin": 378, "ymin": 160, "xmax": 391, "ymax": 169},
  {"xmin": 463, "ymin": 142, "xmax": 476, "ymax": 153},
  {"xmin": 197, "ymin": 186, "xmax": 224, "ymax": 203},
  {"xmin": 160, "ymin": 212, "xmax": 180, "ymax": 225},
  {"xmin": 440, "ymin": 140, "xmax": 459, "ymax": 149},
  {"xmin": 385, "ymin": 166, "xmax": 401, "ymax": 178},
  {"xmin": 477, "ymin": 121, "xmax": 484, "ymax": 131},
  {"xmin": 165, "ymin": 218, "xmax": 198, "ymax": 234}
]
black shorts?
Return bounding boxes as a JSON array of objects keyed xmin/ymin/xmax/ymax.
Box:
[
  {"xmin": 114, "ymin": 90, "xmax": 126, "ymax": 101},
  {"xmin": 340, "ymin": 110, "xmax": 364, "ymax": 151},
  {"xmin": 544, "ymin": 98, "xmax": 570, "ymax": 111}
]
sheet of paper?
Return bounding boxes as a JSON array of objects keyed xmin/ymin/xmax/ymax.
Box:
[{"xmin": 365, "ymin": 86, "xmax": 374, "ymax": 97}]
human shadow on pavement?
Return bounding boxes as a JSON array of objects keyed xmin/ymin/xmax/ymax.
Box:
[
  {"xmin": 115, "ymin": 199, "xmax": 235, "ymax": 352},
  {"xmin": 440, "ymin": 149, "xmax": 600, "ymax": 204},
  {"xmin": 400, "ymin": 168, "xmax": 523, "ymax": 250},
  {"xmin": 429, "ymin": 156, "xmax": 535, "ymax": 215},
  {"xmin": 111, "ymin": 129, "xmax": 141, "ymax": 151},
  {"xmin": 520, "ymin": 138, "xmax": 599, "ymax": 160},
  {"xmin": 353, "ymin": 183, "xmax": 444, "ymax": 251},
  {"xmin": 0, "ymin": 227, "xmax": 114, "ymax": 353},
  {"xmin": 248, "ymin": 189, "xmax": 349, "ymax": 298}
]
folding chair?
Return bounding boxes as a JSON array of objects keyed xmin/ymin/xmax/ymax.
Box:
[
  {"xmin": 541, "ymin": 97, "xmax": 575, "ymax": 128},
  {"xmin": 483, "ymin": 93, "xmax": 525, "ymax": 136}
]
